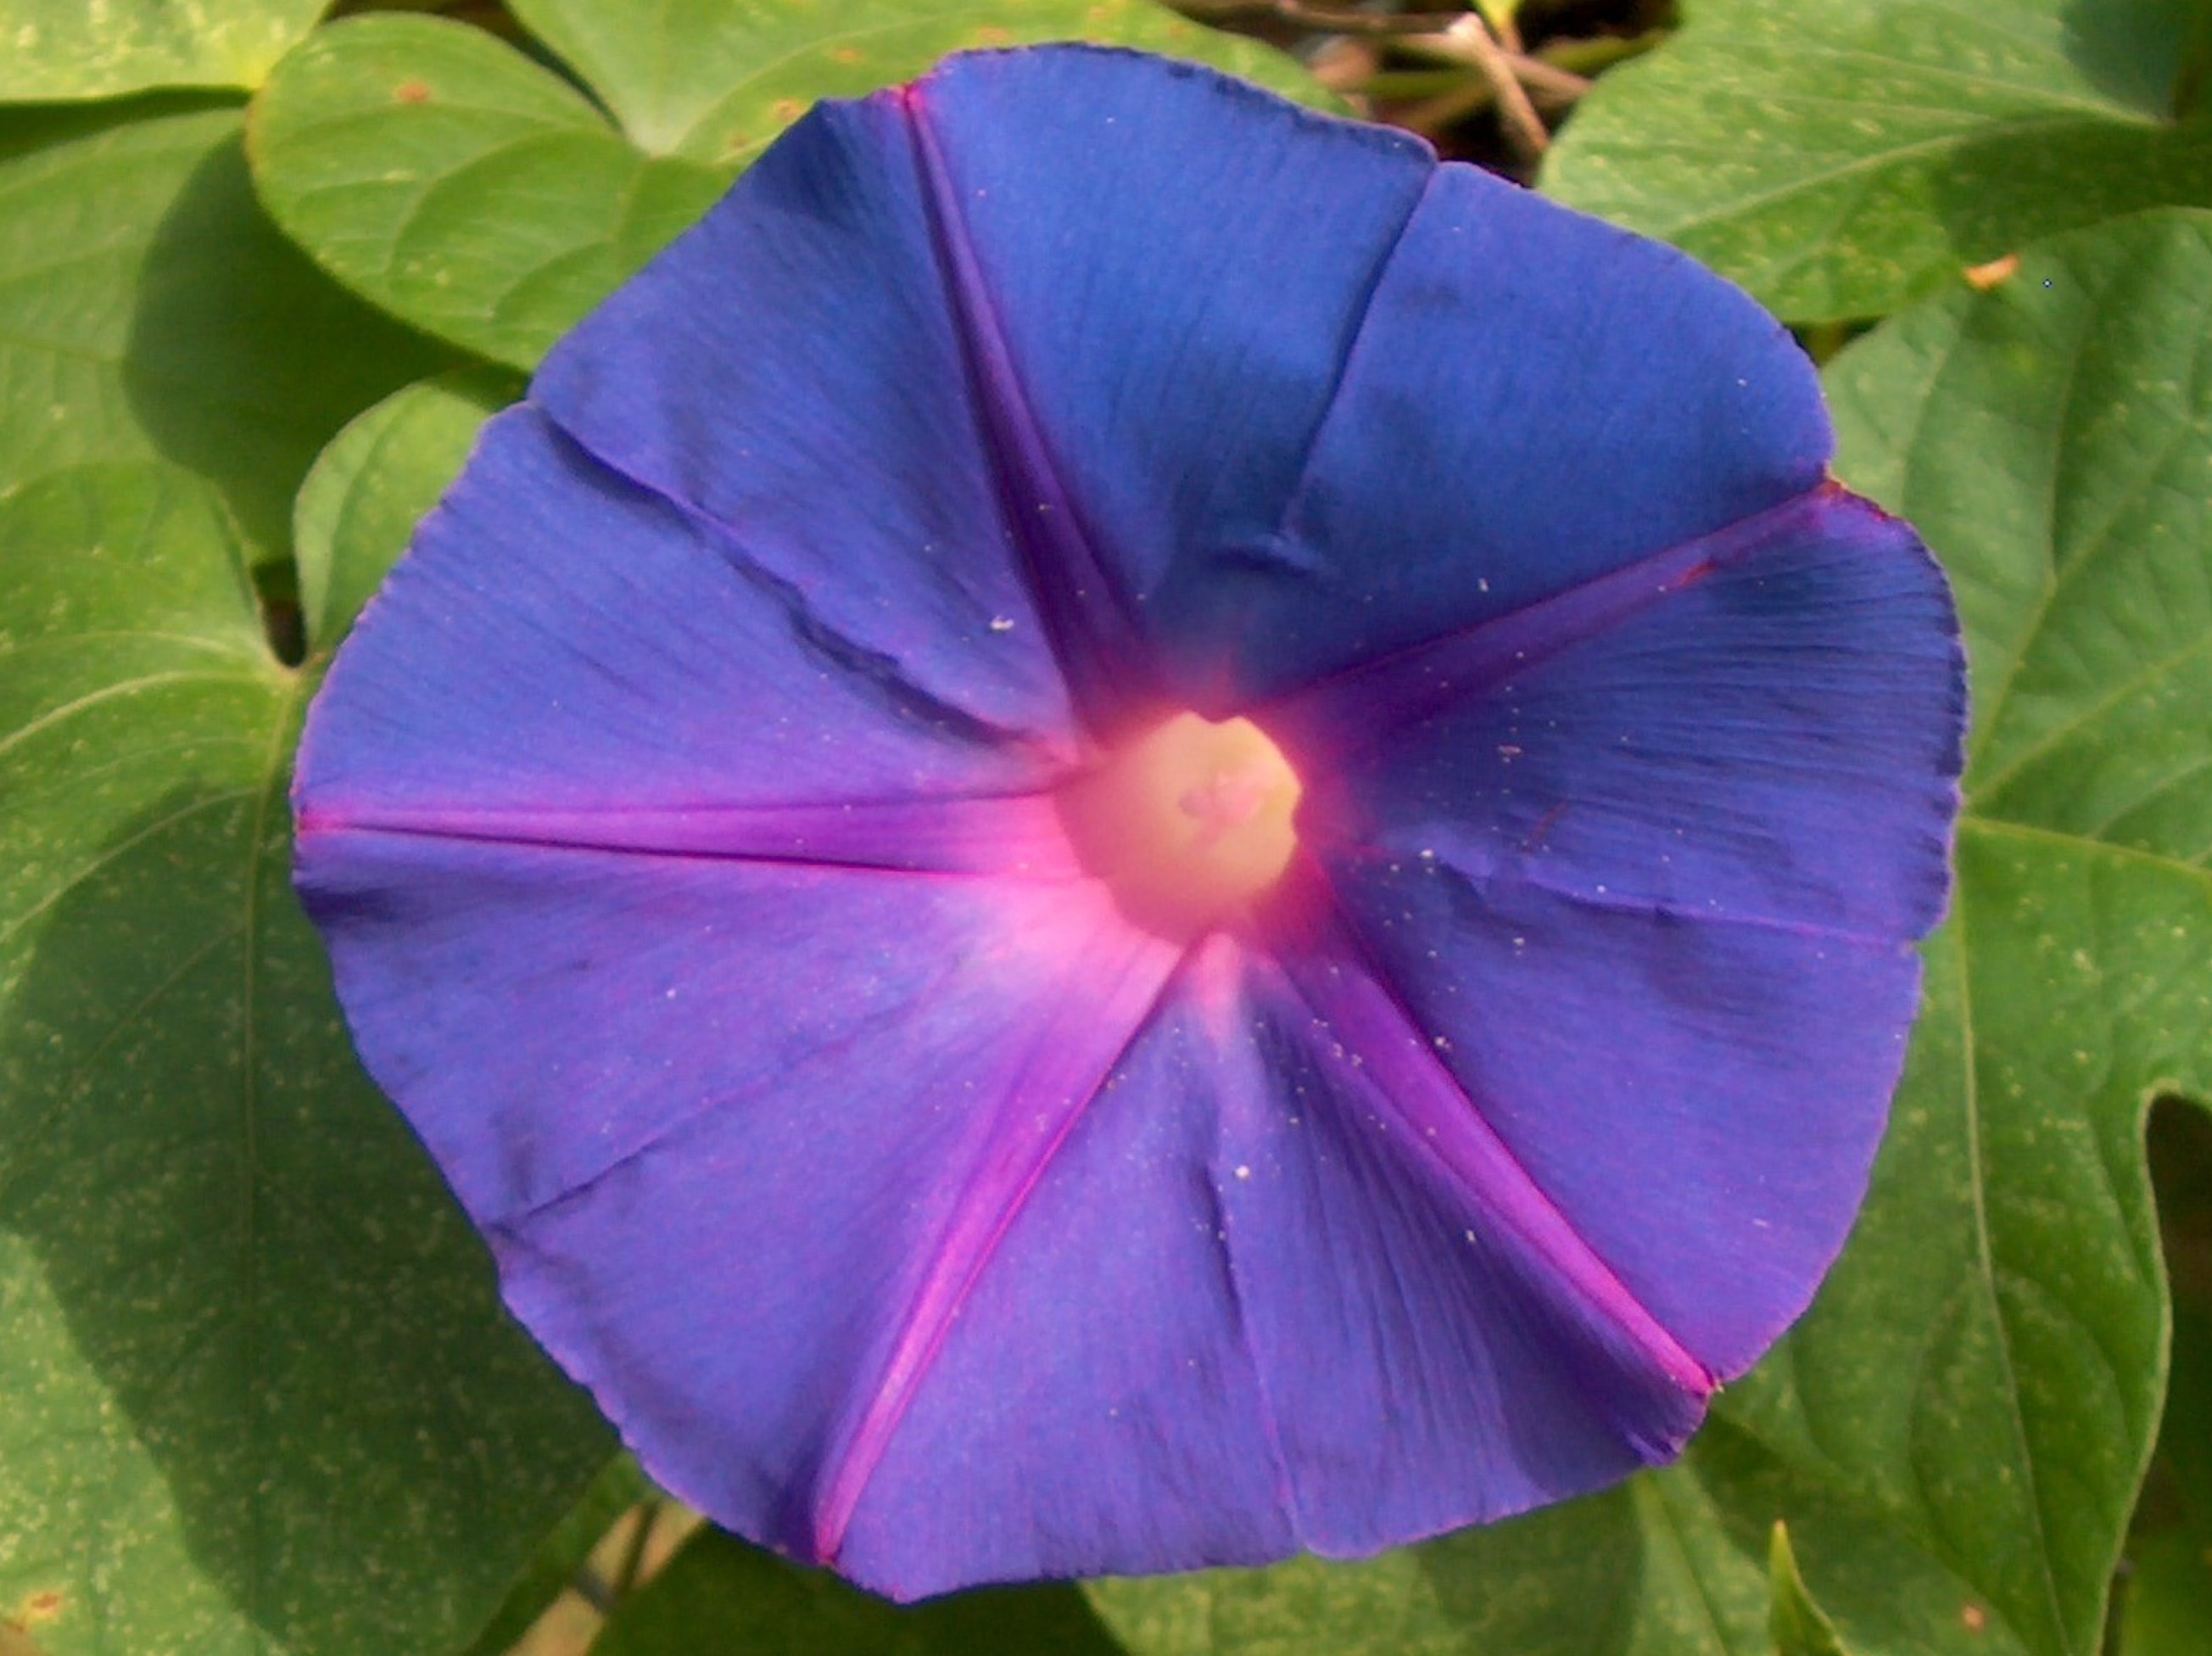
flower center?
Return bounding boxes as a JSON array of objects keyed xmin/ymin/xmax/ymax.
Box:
[{"xmin": 1059, "ymin": 712, "xmax": 1302, "ymax": 936}]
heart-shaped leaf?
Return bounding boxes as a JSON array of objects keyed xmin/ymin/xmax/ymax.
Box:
[
  {"xmin": 248, "ymin": 3, "xmax": 1321, "ymax": 369},
  {"xmin": 247, "ymin": 15, "xmax": 730, "ymax": 372},
  {"xmin": 0, "ymin": 454, "xmax": 609, "ymax": 1656},
  {"xmin": 0, "ymin": 98, "xmax": 450, "ymax": 563},
  {"xmin": 1543, "ymin": 0, "xmax": 2212, "ymax": 322}
]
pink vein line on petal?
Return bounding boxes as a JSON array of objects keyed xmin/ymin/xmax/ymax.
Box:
[
  {"xmin": 293, "ymin": 793, "xmax": 1088, "ymax": 881},
  {"xmin": 1260, "ymin": 862, "xmax": 1713, "ymax": 1401},
  {"xmin": 1260, "ymin": 483, "xmax": 1858, "ymax": 764},
  {"xmin": 899, "ymin": 83, "xmax": 1156, "ymax": 731},
  {"xmin": 811, "ymin": 890, "xmax": 1187, "ymax": 1561}
]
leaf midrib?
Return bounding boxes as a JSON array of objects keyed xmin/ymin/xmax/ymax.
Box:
[
  {"xmin": 1964, "ymin": 813, "xmax": 2212, "ymax": 891},
  {"xmin": 1634, "ymin": 114, "xmax": 2100, "ymax": 241},
  {"xmin": 1698, "ymin": 814, "xmax": 2199, "ymax": 1656}
]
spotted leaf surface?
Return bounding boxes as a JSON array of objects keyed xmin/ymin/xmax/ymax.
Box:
[
  {"xmin": 1544, "ymin": 0, "xmax": 2212, "ymax": 322},
  {"xmin": 0, "ymin": 454, "xmax": 606, "ymax": 1656}
]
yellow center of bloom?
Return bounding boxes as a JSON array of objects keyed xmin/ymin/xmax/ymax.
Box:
[{"xmin": 1059, "ymin": 712, "xmax": 1303, "ymax": 937}]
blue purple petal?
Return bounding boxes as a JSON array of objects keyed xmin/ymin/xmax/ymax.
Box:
[
  {"xmin": 293, "ymin": 42, "xmax": 1969, "ymax": 1604},
  {"xmin": 529, "ymin": 90, "xmax": 1079, "ymax": 736},
  {"xmin": 299, "ymin": 406, "xmax": 1075, "ymax": 836},
  {"xmin": 1274, "ymin": 490, "xmax": 1963, "ymax": 1374},
  {"xmin": 1216, "ymin": 161, "xmax": 1835, "ymax": 699},
  {"xmin": 906, "ymin": 49, "xmax": 1432, "ymax": 714},
  {"xmin": 888, "ymin": 48, "xmax": 1833, "ymax": 707}
]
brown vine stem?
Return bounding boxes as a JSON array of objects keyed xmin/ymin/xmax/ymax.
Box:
[{"xmin": 1436, "ymin": 14, "xmax": 1551, "ymax": 161}]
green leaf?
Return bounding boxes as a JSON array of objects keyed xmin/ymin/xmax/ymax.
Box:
[
  {"xmin": 0, "ymin": 0, "xmax": 325, "ymax": 101},
  {"xmin": 248, "ymin": 15, "xmax": 730, "ymax": 372},
  {"xmin": 1091, "ymin": 207, "xmax": 2212, "ymax": 1656},
  {"xmin": 460, "ymin": 1455, "xmax": 653, "ymax": 1656},
  {"xmin": 0, "ymin": 97, "xmax": 451, "ymax": 564},
  {"xmin": 1770, "ymin": 1524, "xmax": 1850, "ymax": 1656},
  {"xmin": 0, "ymin": 460, "xmax": 612, "ymax": 1655},
  {"xmin": 293, "ymin": 366, "xmax": 518, "ymax": 652},
  {"xmin": 506, "ymin": 0, "xmax": 1332, "ymax": 165},
  {"xmin": 1543, "ymin": 0, "xmax": 2212, "ymax": 322},
  {"xmin": 587, "ymin": 1527, "xmax": 1123, "ymax": 1656},
  {"xmin": 1092, "ymin": 1429, "xmax": 2002, "ymax": 1656},
  {"xmin": 249, "ymin": 3, "xmax": 1323, "ymax": 369},
  {"xmin": 1751, "ymin": 205, "xmax": 2212, "ymax": 1656}
]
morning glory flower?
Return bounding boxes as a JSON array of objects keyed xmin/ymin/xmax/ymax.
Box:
[{"xmin": 293, "ymin": 45, "xmax": 1964, "ymax": 1602}]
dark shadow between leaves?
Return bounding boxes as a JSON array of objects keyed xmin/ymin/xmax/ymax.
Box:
[
  {"xmin": 1899, "ymin": 0, "xmax": 2212, "ymax": 293},
  {"xmin": 592, "ymin": 1524, "xmax": 1127, "ymax": 1656},
  {"xmin": 0, "ymin": 778, "xmax": 611, "ymax": 1653},
  {"xmin": 2141, "ymin": 1096, "xmax": 2212, "ymax": 1520},
  {"xmin": 120, "ymin": 126, "xmax": 453, "ymax": 564},
  {"xmin": 2061, "ymin": 0, "xmax": 2209, "ymax": 117},
  {"xmin": 1924, "ymin": 114, "xmax": 2212, "ymax": 294}
]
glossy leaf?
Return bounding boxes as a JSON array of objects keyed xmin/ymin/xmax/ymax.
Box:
[
  {"xmin": 248, "ymin": 3, "xmax": 1320, "ymax": 368},
  {"xmin": 0, "ymin": 98, "xmax": 450, "ymax": 562},
  {"xmin": 1086, "ymin": 207, "xmax": 2212, "ymax": 1656},
  {"xmin": 507, "ymin": 0, "xmax": 1332, "ymax": 164},
  {"xmin": 293, "ymin": 366, "xmax": 517, "ymax": 652},
  {"xmin": 0, "ymin": 461, "xmax": 610, "ymax": 1655},
  {"xmin": 247, "ymin": 15, "xmax": 729, "ymax": 372},
  {"xmin": 1544, "ymin": 0, "xmax": 2212, "ymax": 322},
  {"xmin": 586, "ymin": 1527, "xmax": 1124, "ymax": 1656},
  {"xmin": 0, "ymin": 0, "xmax": 324, "ymax": 101}
]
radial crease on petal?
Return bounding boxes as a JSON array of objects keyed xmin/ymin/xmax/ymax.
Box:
[
  {"xmin": 809, "ymin": 893, "xmax": 1187, "ymax": 1560},
  {"xmin": 1260, "ymin": 863, "xmax": 1714, "ymax": 1404},
  {"xmin": 1264, "ymin": 486, "xmax": 1846, "ymax": 763},
  {"xmin": 900, "ymin": 84, "xmax": 1155, "ymax": 729},
  {"xmin": 297, "ymin": 794, "xmax": 1086, "ymax": 881}
]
